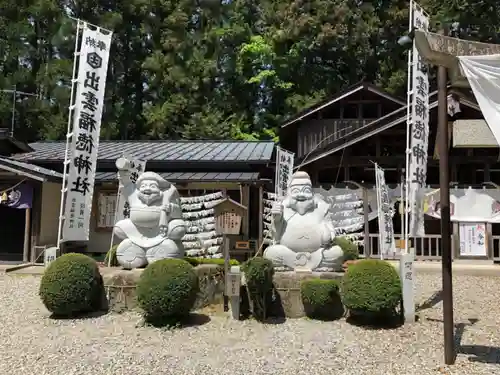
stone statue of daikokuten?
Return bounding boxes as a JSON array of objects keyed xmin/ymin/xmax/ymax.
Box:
[
  {"xmin": 264, "ymin": 171, "xmax": 344, "ymax": 272},
  {"xmin": 113, "ymin": 158, "xmax": 187, "ymax": 269}
]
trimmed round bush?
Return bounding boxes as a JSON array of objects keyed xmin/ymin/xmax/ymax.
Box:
[
  {"xmin": 334, "ymin": 237, "xmax": 359, "ymax": 261},
  {"xmin": 242, "ymin": 257, "xmax": 274, "ymax": 294},
  {"xmin": 137, "ymin": 258, "xmax": 199, "ymax": 326},
  {"xmin": 342, "ymin": 259, "xmax": 401, "ymax": 319},
  {"xmin": 39, "ymin": 253, "xmax": 105, "ymax": 317},
  {"xmin": 301, "ymin": 279, "xmax": 344, "ymax": 320}
]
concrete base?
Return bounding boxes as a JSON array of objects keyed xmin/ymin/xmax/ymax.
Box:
[{"xmin": 272, "ymin": 271, "xmax": 344, "ymax": 318}]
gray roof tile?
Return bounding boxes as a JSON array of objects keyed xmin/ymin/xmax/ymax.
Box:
[
  {"xmin": 13, "ymin": 140, "xmax": 275, "ymax": 163},
  {"xmin": 95, "ymin": 171, "xmax": 260, "ymax": 182}
]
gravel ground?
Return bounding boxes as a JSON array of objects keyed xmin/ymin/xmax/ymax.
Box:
[{"xmin": 0, "ymin": 273, "xmax": 499, "ymax": 375}]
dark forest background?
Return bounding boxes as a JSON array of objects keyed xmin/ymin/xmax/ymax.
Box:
[{"xmin": 1, "ymin": 0, "xmax": 499, "ymax": 142}]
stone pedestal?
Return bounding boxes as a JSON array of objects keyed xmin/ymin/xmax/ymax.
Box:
[
  {"xmin": 272, "ymin": 271, "xmax": 344, "ymax": 318},
  {"xmin": 102, "ymin": 264, "xmax": 225, "ymax": 313}
]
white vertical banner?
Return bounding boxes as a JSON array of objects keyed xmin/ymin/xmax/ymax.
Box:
[
  {"xmin": 115, "ymin": 158, "xmax": 147, "ymax": 221},
  {"xmin": 275, "ymin": 146, "xmax": 294, "ymax": 198},
  {"xmin": 408, "ymin": 3, "xmax": 430, "ymax": 237},
  {"xmin": 375, "ymin": 164, "xmax": 396, "ymax": 259},
  {"xmin": 62, "ymin": 24, "xmax": 113, "ymax": 241}
]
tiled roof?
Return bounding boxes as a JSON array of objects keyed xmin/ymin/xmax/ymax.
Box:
[
  {"xmin": 0, "ymin": 157, "xmax": 62, "ymax": 182},
  {"xmin": 96, "ymin": 171, "xmax": 260, "ymax": 182},
  {"xmin": 13, "ymin": 140, "xmax": 275, "ymax": 163}
]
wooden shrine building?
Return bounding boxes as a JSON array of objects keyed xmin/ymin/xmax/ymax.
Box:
[
  {"xmin": 0, "ymin": 139, "xmax": 275, "ymax": 263},
  {"xmin": 279, "ymin": 81, "xmax": 500, "ymax": 262}
]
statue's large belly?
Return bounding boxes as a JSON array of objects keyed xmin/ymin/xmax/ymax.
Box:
[
  {"xmin": 129, "ymin": 208, "xmax": 161, "ymax": 228},
  {"xmin": 280, "ymin": 220, "xmax": 323, "ymax": 253}
]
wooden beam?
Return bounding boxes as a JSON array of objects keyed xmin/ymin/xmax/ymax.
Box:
[
  {"xmin": 484, "ymin": 164, "xmax": 491, "ymax": 182},
  {"xmin": 31, "ymin": 182, "xmax": 42, "ymax": 262},
  {"xmin": 23, "ymin": 208, "xmax": 31, "ymax": 262},
  {"xmin": 258, "ymin": 185, "xmax": 263, "ymax": 249},
  {"xmin": 240, "ymin": 184, "xmax": 250, "ymax": 240}
]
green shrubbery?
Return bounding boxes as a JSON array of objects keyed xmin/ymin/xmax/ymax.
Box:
[
  {"xmin": 242, "ymin": 257, "xmax": 274, "ymax": 321},
  {"xmin": 333, "ymin": 236, "xmax": 359, "ymax": 261},
  {"xmin": 104, "ymin": 244, "xmax": 119, "ymax": 266},
  {"xmin": 39, "ymin": 253, "xmax": 106, "ymax": 317},
  {"xmin": 301, "ymin": 279, "xmax": 344, "ymax": 320},
  {"xmin": 341, "ymin": 259, "xmax": 402, "ymax": 321},
  {"xmin": 136, "ymin": 258, "xmax": 199, "ymax": 326}
]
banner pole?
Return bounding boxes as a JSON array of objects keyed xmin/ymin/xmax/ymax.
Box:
[{"xmin": 56, "ymin": 19, "xmax": 83, "ymax": 251}]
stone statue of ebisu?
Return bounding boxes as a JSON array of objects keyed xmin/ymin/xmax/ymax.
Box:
[
  {"xmin": 264, "ymin": 171, "xmax": 344, "ymax": 271},
  {"xmin": 113, "ymin": 157, "xmax": 187, "ymax": 269}
]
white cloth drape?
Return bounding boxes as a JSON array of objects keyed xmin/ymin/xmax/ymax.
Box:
[{"xmin": 458, "ymin": 54, "xmax": 500, "ymax": 145}]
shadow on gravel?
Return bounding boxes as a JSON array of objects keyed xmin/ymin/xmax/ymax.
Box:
[
  {"xmin": 144, "ymin": 313, "xmax": 212, "ymax": 329},
  {"xmin": 180, "ymin": 313, "xmax": 211, "ymax": 328},
  {"xmin": 416, "ymin": 290, "xmax": 443, "ymax": 312},
  {"xmin": 345, "ymin": 313, "xmax": 404, "ymax": 330},
  {"xmin": 49, "ymin": 309, "xmax": 109, "ymax": 320},
  {"xmin": 454, "ymin": 318, "xmax": 500, "ymax": 364}
]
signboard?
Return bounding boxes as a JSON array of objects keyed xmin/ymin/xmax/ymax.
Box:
[
  {"xmin": 44, "ymin": 247, "xmax": 58, "ymax": 267},
  {"xmin": 399, "ymin": 252, "xmax": 415, "ymax": 323},
  {"xmin": 459, "ymin": 222, "xmax": 487, "ymax": 257},
  {"xmin": 375, "ymin": 164, "xmax": 396, "ymax": 258},
  {"xmin": 62, "ymin": 24, "xmax": 113, "ymax": 241},
  {"xmin": 97, "ymin": 193, "xmax": 118, "ymax": 228},
  {"xmin": 116, "ymin": 158, "xmax": 147, "ymax": 221},
  {"xmin": 408, "ymin": 3, "xmax": 430, "ymax": 237},
  {"xmin": 275, "ymin": 146, "xmax": 294, "ymax": 198},
  {"xmin": 453, "ymin": 120, "xmax": 498, "ymax": 148},
  {"xmin": 226, "ymin": 272, "xmax": 241, "ymax": 297}
]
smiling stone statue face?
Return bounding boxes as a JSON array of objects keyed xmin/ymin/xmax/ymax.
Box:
[
  {"xmin": 137, "ymin": 178, "xmax": 162, "ymax": 205},
  {"xmin": 288, "ymin": 179, "xmax": 315, "ymax": 216}
]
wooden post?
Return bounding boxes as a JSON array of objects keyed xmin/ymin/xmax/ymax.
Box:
[
  {"xmin": 23, "ymin": 207, "xmax": 31, "ymax": 263},
  {"xmin": 241, "ymin": 185, "xmax": 250, "ymax": 239},
  {"xmin": 258, "ymin": 185, "xmax": 263, "ymax": 250},
  {"xmin": 223, "ymin": 234, "xmax": 229, "ymax": 312},
  {"xmin": 30, "ymin": 183, "xmax": 42, "ymax": 262},
  {"xmin": 363, "ymin": 187, "xmax": 370, "ymax": 257},
  {"xmin": 453, "ymin": 222, "xmax": 460, "ymax": 259},
  {"xmin": 487, "ymin": 222, "xmax": 493, "ymax": 260}
]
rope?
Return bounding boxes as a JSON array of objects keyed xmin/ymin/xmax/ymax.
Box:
[{"xmin": 0, "ymin": 178, "xmax": 27, "ymax": 194}]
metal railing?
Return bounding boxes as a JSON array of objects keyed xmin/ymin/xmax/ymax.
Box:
[
  {"xmin": 490, "ymin": 236, "xmax": 500, "ymax": 261},
  {"xmin": 366, "ymin": 233, "xmax": 446, "ymax": 261}
]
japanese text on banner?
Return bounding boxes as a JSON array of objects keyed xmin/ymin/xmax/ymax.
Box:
[
  {"xmin": 375, "ymin": 165, "xmax": 396, "ymax": 258},
  {"xmin": 275, "ymin": 147, "xmax": 294, "ymax": 198},
  {"xmin": 409, "ymin": 4, "xmax": 429, "ymax": 237},
  {"xmin": 117, "ymin": 158, "xmax": 147, "ymax": 221},
  {"xmin": 63, "ymin": 24, "xmax": 113, "ymax": 241}
]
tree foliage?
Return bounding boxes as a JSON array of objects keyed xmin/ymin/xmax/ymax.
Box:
[{"xmin": 0, "ymin": 0, "xmax": 497, "ymax": 142}]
